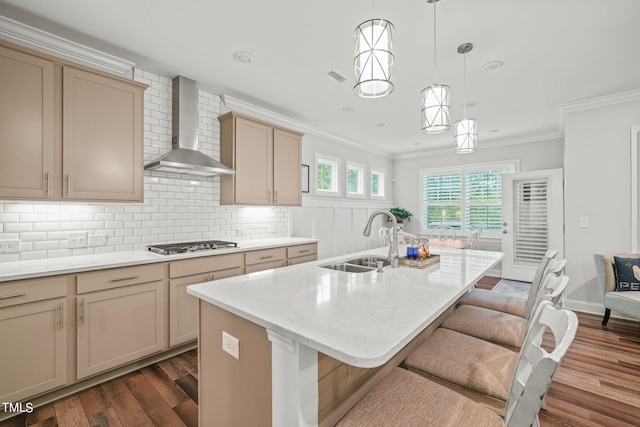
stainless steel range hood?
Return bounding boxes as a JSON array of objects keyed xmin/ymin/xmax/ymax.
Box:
[{"xmin": 144, "ymin": 76, "xmax": 235, "ymax": 176}]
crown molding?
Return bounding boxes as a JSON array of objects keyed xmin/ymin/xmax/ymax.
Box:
[
  {"xmin": 393, "ymin": 131, "xmax": 563, "ymax": 160},
  {"xmin": 557, "ymin": 88, "xmax": 640, "ymax": 132},
  {"xmin": 221, "ymin": 95, "xmax": 394, "ymax": 159},
  {"xmin": 0, "ymin": 15, "xmax": 135, "ymax": 75}
]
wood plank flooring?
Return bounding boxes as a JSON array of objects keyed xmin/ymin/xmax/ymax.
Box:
[{"xmin": 2, "ymin": 276, "xmax": 639, "ymax": 426}]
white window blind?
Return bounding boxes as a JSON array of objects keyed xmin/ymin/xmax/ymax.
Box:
[
  {"xmin": 420, "ymin": 162, "xmax": 516, "ymax": 235},
  {"xmin": 513, "ymin": 178, "xmax": 549, "ymax": 265}
]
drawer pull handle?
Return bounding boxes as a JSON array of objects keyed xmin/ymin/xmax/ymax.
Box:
[
  {"xmin": 58, "ymin": 302, "xmax": 64, "ymax": 330},
  {"xmin": 298, "ymin": 249, "xmax": 310, "ymax": 254},
  {"xmin": 78, "ymin": 299, "xmax": 85, "ymax": 325},
  {"xmin": 109, "ymin": 275, "xmax": 139, "ymax": 283},
  {"xmin": 0, "ymin": 292, "xmax": 27, "ymax": 300},
  {"xmin": 260, "ymin": 255, "xmax": 274, "ymax": 260}
]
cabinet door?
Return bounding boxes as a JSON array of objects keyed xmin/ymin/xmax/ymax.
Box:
[
  {"xmin": 63, "ymin": 67, "xmax": 144, "ymax": 202},
  {"xmin": 235, "ymin": 116, "xmax": 273, "ymax": 204},
  {"xmin": 76, "ymin": 281, "xmax": 165, "ymax": 379},
  {"xmin": 0, "ymin": 299, "xmax": 67, "ymax": 402},
  {"xmin": 0, "ymin": 45, "xmax": 55, "ymax": 199},
  {"xmin": 273, "ymin": 128, "xmax": 302, "ymax": 206},
  {"xmin": 169, "ymin": 266, "xmax": 243, "ymax": 346}
]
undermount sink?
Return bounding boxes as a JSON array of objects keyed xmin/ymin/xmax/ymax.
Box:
[
  {"xmin": 345, "ymin": 256, "xmax": 391, "ymax": 268},
  {"xmin": 319, "ymin": 255, "xmax": 390, "ymax": 273}
]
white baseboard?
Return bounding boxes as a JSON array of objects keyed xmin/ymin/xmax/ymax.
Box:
[{"xmin": 564, "ymin": 298, "xmax": 638, "ymax": 321}]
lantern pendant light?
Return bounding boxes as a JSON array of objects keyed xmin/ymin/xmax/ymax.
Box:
[
  {"xmin": 354, "ymin": 1, "xmax": 395, "ymax": 98},
  {"xmin": 454, "ymin": 42, "xmax": 478, "ymax": 153},
  {"xmin": 421, "ymin": 0, "xmax": 450, "ymax": 134}
]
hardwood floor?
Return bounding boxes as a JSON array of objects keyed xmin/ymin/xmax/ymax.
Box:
[
  {"xmin": 2, "ymin": 277, "xmax": 639, "ymax": 426},
  {"xmin": 0, "ymin": 350, "xmax": 198, "ymax": 427}
]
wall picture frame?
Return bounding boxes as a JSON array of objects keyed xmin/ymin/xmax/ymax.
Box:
[{"xmin": 302, "ymin": 164, "xmax": 309, "ymax": 193}]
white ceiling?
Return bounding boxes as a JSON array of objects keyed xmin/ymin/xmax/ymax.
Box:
[{"xmin": 1, "ymin": 0, "xmax": 639, "ymax": 156}]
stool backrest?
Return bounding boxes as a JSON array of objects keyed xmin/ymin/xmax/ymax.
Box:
[
  {"xmin": 525, "ymin": 258, "xmax": 567, "ymax": 320},
  {"xmin": 505, "ymin": 300, "xmax": 578, "ymax": 426},
  {"xmin": 523, "ymin": 249, "xmax": 558, "ymax": 319}
]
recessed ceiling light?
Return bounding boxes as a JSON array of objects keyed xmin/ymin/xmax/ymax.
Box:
[
  {"xmin": 482, "ymin": 61, "xmax": 504, "ymax": 72},
  {"xmin": 376, "ymin": 122, "xmax": 386, "ymax": 128},
  {"xmin": 342, "ymin": 106, "xmax": 355, "ymax": 112},
  {"xmin": 233, "ymin": 51, "xmax": 255, "ymax": 64},
  {"xmin": 464, "ymin": 101, "xmax": 478, "ymax": 108},
  {"xmin": 487, "ymin": 129, "xmax": 500, "ymax": 134}
]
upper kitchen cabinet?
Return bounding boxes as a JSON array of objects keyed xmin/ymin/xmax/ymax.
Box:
[
  {"xmin": 0, "ymin": 40, "xmax": 147, "ymax": 202},
  {"xmin": 0, "ymin": 44, "xmax": 55, "ymax": 199},
  {"xmin": 63, "ymin": 67, "xmax": 144, "ymax": 201},
  {"xmin": 219, "ymin": 112, "xmax": 303, "ymax": 206}
]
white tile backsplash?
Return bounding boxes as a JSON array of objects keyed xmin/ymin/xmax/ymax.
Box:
[{"xmin": 0, "ymin": 68, "xmax": 289, "ymax": 263}]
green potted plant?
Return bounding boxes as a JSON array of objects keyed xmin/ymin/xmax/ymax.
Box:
[{"xmin": 388, "ymin": 207, "xmax": 413, "ymax": 223}]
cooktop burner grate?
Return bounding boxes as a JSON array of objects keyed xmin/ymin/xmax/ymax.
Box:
[{"xmin": 147, "ymin": 240, "xmax": 238, "ymax": 255}]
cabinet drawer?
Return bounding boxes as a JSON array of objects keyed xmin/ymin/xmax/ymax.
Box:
[
  {"xmin": 77, "ymin": 263, "xmax": 163, "ymax": 294},
  {"xmin": 245, "ymin": 248, "xmax": 286, "ymax": 266},
  {"xmin": 287, "ymin": 243, "xmax": 317, "ymax": 259},
  {"xmin": 245, "ymin": 259, "xmax": 286, "ymax": 274},
  {"xmin": 170, "ymin": 253, "xmax": 244, "ymax": 278},
  {"xmin": 0, "ymin": 276, "xmax": 67, "ymax": 308},
  {"xmin": 287, "ymin": 254, "xmax": 317, "ymax": 266}
]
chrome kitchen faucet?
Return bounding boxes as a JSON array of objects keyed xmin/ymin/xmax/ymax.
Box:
[{"xmin": 363, "ymin": 209, "xmax": 400, "ymax": 268}]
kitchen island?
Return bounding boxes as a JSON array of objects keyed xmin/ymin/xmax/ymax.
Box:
[{"xmin": 188, "ymin": 247, "xmax": 504, "ymax": 426}]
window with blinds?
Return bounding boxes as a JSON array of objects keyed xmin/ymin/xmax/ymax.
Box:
[
  {"xmin": 420, "ymin": 163, "xmax": 516, "ymax": 235},
  {"xmin": 513, "ymin": 178, "xmax": 549, "ymax": 265}
]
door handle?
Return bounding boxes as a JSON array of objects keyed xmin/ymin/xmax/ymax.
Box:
[
  {"xmin": 502, "ymin": 222, "xmax": 507, "ymax": 226},
  {"xmin": 78, "ymin": 299, "xmax": 85, "ymax": 325},
  {"xmin": 502, "ymin": 230, "xmax": 508, "ymax": 234}
]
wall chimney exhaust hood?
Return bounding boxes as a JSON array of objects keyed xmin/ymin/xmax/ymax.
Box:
[{"xmin": 144, "ymin": 76, "xmax": 235, "ymax": 177}]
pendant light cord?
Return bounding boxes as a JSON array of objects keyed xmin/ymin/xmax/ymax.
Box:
[
  {"xmin": 463, "ymin": 51, "xmax": 467, "ymax": 118},
  {"xmin": 433, "ymin": 2, "xmax": 437, "ymax": 83}
]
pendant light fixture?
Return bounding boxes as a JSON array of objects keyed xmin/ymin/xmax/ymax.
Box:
[
  {"xmin": 354, "ymin": 1, "xmax": 394, "ymax": 98},
  {"xmin": 454, "ymin": 42, "xmax": 477, "ymax": 153},
  {"xmin": 421, "ymin": 0, "xmax": 450, "ymax": 134}
]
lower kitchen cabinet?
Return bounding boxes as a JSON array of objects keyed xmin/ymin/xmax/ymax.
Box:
[
  {"xmin": 76, "ymin": 280, "xmax": 166, "ymax": 379},
  {"xmin": 169, "ymin": 253, "xmax": 244, "ymax": 346},
  {"xmin": 0, "ymin": 298, "xmax": 67, "ymax": 402},
  {"xmin": 287, "ymin": 243, "xmax": 318, "ymax": 266},
  {"xmin": 245, "ymin": 247, "xmax": 286, "ymax": 273}
]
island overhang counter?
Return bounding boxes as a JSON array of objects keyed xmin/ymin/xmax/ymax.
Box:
[{"xmin": 188, "ymin": 247, "xmax": 504, "ymax": 426}]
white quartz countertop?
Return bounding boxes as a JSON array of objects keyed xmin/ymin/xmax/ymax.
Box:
[
  {"xmin": 188, "ymin": 247, "xmax": 504, "ymax": 368},
  {"xmin": 0, "ymin": 237, "xmax": 317, "ymax": 282}
]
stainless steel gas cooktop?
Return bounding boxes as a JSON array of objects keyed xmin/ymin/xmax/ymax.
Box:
[{"xmin": 147, "ymin": 240, "xmax": 238, "ymax": 255}]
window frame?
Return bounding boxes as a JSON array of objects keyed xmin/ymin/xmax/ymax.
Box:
[
  {"xmin": 346, "ymin": 161, "xmax": 366, "ymax": 199},
  {"xmin": 315, "ymin": 154, "xmax": 341, "ymax": 197},
  {"xmin": 419, "ymin": 161, "xmax": 518, "ymax": 237},
  {"xmin": 370, "ymin": 167, "xmax": 386, "ymax": 200}
]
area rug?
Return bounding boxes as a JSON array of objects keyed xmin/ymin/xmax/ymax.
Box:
[{"xmin": 491, "ymin": 279, "xmax": 531, "ymax": 298}]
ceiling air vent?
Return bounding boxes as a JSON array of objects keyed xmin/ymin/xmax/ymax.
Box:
[{"xmin": 326, "ymin": 71, "xmax": 346, "ymax": 83}]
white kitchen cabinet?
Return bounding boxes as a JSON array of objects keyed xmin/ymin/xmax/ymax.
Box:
[
  {"xmin": 0, "ymin": 39, "xmax": 146, "ymax": 203},
  {"xmin": 0, "ymin": 276, "xmax": 68, "ymax": 402},
  {"xmin": 76, "ymin": 265, "xmax": 166, "ymax": 379},
  {"xmin": 219, "ymin": 112, "xmax": 303, "ymax": 206},
  {"xmin": 169, "ymin": 253, "xmax": 244, "ymax": 346}
]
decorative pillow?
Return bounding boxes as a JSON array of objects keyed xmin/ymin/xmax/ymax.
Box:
[{"xmin": 613, "ymin": 256, "xmax": 640, "ymax": 291}]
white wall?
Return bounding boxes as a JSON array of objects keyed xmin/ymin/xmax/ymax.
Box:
[
  {"xmin": 563, "ymin": 99, "xmax": 640, "ymax": 314},
  {"xmin": 0, "ymin": 69, "xmax": 288, "ymax": 262},
  {"xmin": 290, "ymin": 134, "xmax": 395, "ymax": 259}
]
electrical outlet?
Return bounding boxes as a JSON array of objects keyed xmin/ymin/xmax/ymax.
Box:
[
  {"xmin": 67, "ymin": 232, "xmax": 88, "ymax": 248},
  {"xmin": 0, "ymin": 239, "xmax": 20, "ymax": 253},
  {"xmin": 269, "ymin": 226, "xmax": 277, "ymax": 234},
  {"xmin": 222, "ymin": 331, "xmax": 240, "ymax": 360},
  {"xmin": 88, "ymin": 234, "xmax": 107, "ymax": 247},
  {"xmin": 235, "ymin": 228, "xmax": 245, "ymax": 236}
]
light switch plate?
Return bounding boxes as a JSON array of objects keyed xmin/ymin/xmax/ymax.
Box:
[
  {"xmin": 222, "ymin": 331, "xmax": 240, "ymax": 360},
  {"xmin": 579, "ymin": 217, "xmax": 589, "ymax": 228}
]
